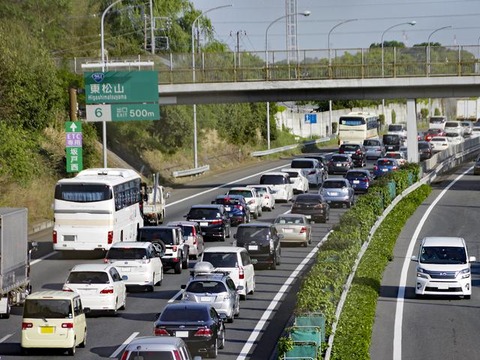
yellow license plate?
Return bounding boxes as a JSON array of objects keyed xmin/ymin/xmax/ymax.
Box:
[{"xmin": 41, "ymin": 326, "xmax": 54, "ymax": 334}]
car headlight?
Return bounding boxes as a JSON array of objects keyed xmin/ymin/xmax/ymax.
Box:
[
  {"xmin": 416, "ymin": 267, "xmax": 429, "ymax": 279},
  {"xmin": 458, "ymin": 268, "xmax": 471, "ymax": 279}
]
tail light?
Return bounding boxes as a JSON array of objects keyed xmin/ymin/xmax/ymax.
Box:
[
  {"xmin": 300, "ymin": 227, "xmax": 307, "ymax": 234},
  {"xmin": 192, "ymin": 226, "xmax": 196, "ymax": 237},
  {"xmin": 107, "ymin": 231, "xmax": 113, "ymax": 244},
  {"xmin": 235, "ymin": 205, "xmax": 244, "ymax": 211},
  {"xmin": 355, "ymin": 149, "xmax": 361, "ymax": 155},
  {"xmin": 62, "ymin": 286, "xmax": 74, "ymax": 292},
  {"xmin": 22, "ymin": 322, "xmax": 33, "ymax": 330},
  {"xmin": 120, "ymin": 351, "xmax": 130, "ymax": 360},
  {"xmin": 265, "ymin": 195, "xmax": 270, "ymax": 199},
  {"xmin": 154, "ymin": 328, "xmax": 170, "ymax": 336},
  {"xmin": 104, "ymin": 258, "xmax": 110, "ymax": 263},
  {"xmin": 239, "ymin": 266, "xmax": 245, "ymax": 279},
  {"xmin": 62, "ymin": 323, "xmax": 74, "ymax": 329},
  {"xmin": 53, "ymin": 230, "xmax": 57, "ymax": 244},
  {"xmin": 172, "ymin": 245, "xmax": 178, "ymax": 252},
  {"xmin": 373, "ymin": 165, "xmax": 378, "ymax": 170},
  {"xmin": 393, "ymin": 166, "xmax": 398, "ymax": 170},
  {"xmin": 211, "ymin": 219, "xmax": 223, "ymax": 225},
  {"xmin": 173, "ymin": 350, "xmax": 182, "ymax": 360},
  {"xmin": 195, "ymin": 328, "xmax": 213, "ymax": 337},
  {"xmin": 100, "ymin": 287, "xmax": 114, "ymax": 294}
]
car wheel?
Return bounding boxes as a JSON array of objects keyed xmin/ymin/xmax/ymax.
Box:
[
  {"xmin": 174, "ymin": 262, "xmax": 182, "ymax": 274},
  {"xmin": 270, "ymin": 256, "xmax": 277, "ymax": 270},
  {"xmin": 253, "ymin": 210, "xmax": 258, "ymax": 219},
  {"xmin": 182, "ymin": 253, "xmax": 189, "ymax": 269},
  {"xmin": 276, "ymin": 250, "xmax": 281, "ymax": 265},
  {"xmin": 21, "ymin": 347, "xmax": 28, "ymax": 355},
  {"xmin": 219, "ymin": 327, "xmax": 226, "ymax": 349},
  {"xmin": 227, "ymin": 227, "xmax": 231, "ymax": 238},
  {"xmin": 209, "ymin": 339, "xmax": 218, "ymax": 358},
  {"xmin": 67, "ymin": 342, "xmax": 76, "ymax": 356},
  {"xmin": 119, "ymin": 293, "xmax": 127, "ymax": 310},
  {"xmin": 79, "ymin": 329, "xmax": 87, "ymax": 348},
  {"xmin": 221, "ymin": 230, "xmax": 226, "ymax": 242},
  {"xmin": 465, "ymin": 295, "xmax": 471, "ymax": 299},
  {"xmin": 303, "ymin": 240, "xmax": 308, "ymax": 247}
]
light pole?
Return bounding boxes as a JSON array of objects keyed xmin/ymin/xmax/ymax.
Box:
[
  {"xmin": 427, "ymin": 25, "xmax": 451, "ymax": 76},
  {"xmin": 381, "ymin": 21, "xmax": 416, "ymax": 77},
  {"xmin": 191, "ymin": 5, "xmax": 232, "ymax": 168},
  {"xmin": 264, "ymin": 10, "xmax": 310, "ymax": 150},
  {"xmin": 100, "ymin": 0, "xmax": 124, "ymax": 168}
]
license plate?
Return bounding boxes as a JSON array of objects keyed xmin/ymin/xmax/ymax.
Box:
[
  {"xmin": 382, "ymin": 169, "xmax": 388, "ymax": 172},
  {"xmin": 283, "ymin": 228, "xmax": 294, "ymax": 233},
  {"xmin": 41, "ymin": 326, "xmax": 54, "ymax": 334},
  {"xmin": 121, "ymin": 267, "xmax": 131, "ymax": 272},
  {"xmin": 353, "ymin": 180, "xmax": 360, "ymax": 184},
  {"xmin": 248, "ymin": 245, "xmax": 258, "ymax": 251},
  {"xmin": 64, "ymin": 235, "xmax": 75, "ymax": 242},
  {"xmin": 200, "ymin": 222, "xmax": 208, "ymax": 227},
  {"xmin": 202, "ymin": 232, "xmax": 206, "ymax": 236},
  {"xmin": 225, "ymin": 206, "xmax": 231, "ymax": 211},
  {"xmin": 329, "ymin": 192, "xmax": 338, "ymax": 196},
  {"xmin": 335, "ymin": 163, "xmax": 341, "ymax": 167},
  {"xmin": 200, "ymin": 296, "xmax": 212, "ymax": 302},
  {"xmin": 437, "ymin": 284, "xmax": 449, "ymax": 290},
  {"xmin": 176, "ymin": 331, "xmax": 189, "ymax": 338}
]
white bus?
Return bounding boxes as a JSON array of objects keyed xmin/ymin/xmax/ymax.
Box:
[
  {"xmin": 338, "ymin": 112, "xmax": 380, "ymax": 145},
  {"xmin": 53, "ymin": 168, "xmax": 144, "ymax": 252}
]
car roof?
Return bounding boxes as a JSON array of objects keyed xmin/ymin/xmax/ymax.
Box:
[
  {"xmin": 26, "ymin": 290, "xmax": 78, "ymax": 300},
  {"xmin": 237, "ymin": 222, "xmax": 271, "ymax": 229},
  {"xmin": 125, "ymin": 336, "xmax": 187, "ymax": 348},
  {"xmin": 140, "ymin": 225, "xmax": 178, "ymax": 230},
  {"xmin": 216, "ymin": 194, "xmax": 244, "ymax": 199},
  {"xmin": 70, "ymin": 263, "xmax": 113, "ymax": 272},
  {"xmin": 281, "ymin": 168, "xmax": 304, "ymax": 173},
  {"xmin": 110, "ymin": 241, "xmax": 151, "ymax": 249},
  {"xmin": 296, "ymin": 193, "xmax": 322, "ymax": 200},
  {"xmin": 422, "ymin": 237, "xmax": 465, "ymax": 247},
  {"xmin": 229, "ymin": 187, "xmax": 253, "ymax": 191},
  {"xmin": 292, "ymin": 157, "xmax": 317, "ymax": 161},
  {"xmin": 276, "ymin": 213, "xmax": 306, "ymax": 219},
  {"xmin": 261, "ymin": 172, "xmax": 289, "ymax": 176},
  {"xmin": 163, "ymin": 302, "xmax": 212, "ymax": 311},
  {"xmin": 166, "ymin": 221, "xmax": 198, "ymax": 227},
  {"xmin": 190, "ymin": 204, "xmax": 223, "ymax": 209},
  {"xmin": 203, "ymin": 246, "xmax": 247, "ymax": 254}
]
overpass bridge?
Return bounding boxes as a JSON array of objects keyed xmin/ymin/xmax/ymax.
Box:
[{"xmin": 74, "ymin": 44, "xmax": 480, "ymax": 105}]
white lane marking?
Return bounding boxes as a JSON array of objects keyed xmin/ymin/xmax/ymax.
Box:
[
  {"xmin": 393, "ymin": 167, "xmax": 471, "ymax": 360},
  {"xmin": 110, "ymin": 331, "xmax": 139, "ymax": 358},
  {"xmin": 235, "ymin": 231, "xmax": 330, "ymax": 360},
  {"xmin": 30, "ymin": 251, "xmax": 56, "ymax": 266},
  {"xmin": 165, "ymin": 163, "xmax": 288, "ymax": 208},
  {"xmin": 0, "ymin": 333, "xmax": 13, "ymax": 343},
  {"xmin": 169, "ymin": 289, "xmax": 184, "ymax": 303}
]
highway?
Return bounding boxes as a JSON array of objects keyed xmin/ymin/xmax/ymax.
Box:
[
  {"xmin": 0, "ymin": 155, "xmax": 350, "ymax": 360},
  {"xmin": 370, "ymin": 162, "xmax": 480, "ymax": 360}
]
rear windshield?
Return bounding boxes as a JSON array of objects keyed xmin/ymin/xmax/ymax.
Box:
[
  {"xmin": 284, "ymin": 171, "xmax": 299, "ymax": 178},
  {"xmin": 138, "ymin": 228, "xmax": 175, "ymax": 245},
  {"xmin": 429, "ymin": 117, "xmax": 446, "ymax": 124},
  {"xmin": 186, "ymin": 281, "xmax": 227, "ymax": 294},
  {"xmin": 295, "ymin": 195, "xmax": 322, "ymax": 203},
  {"xmin": 24, "ymin": 299, "xmax": 72, "ymax": 319},
  {"xmin": 322, "ymin": 181, "xmax": 347, "ymax": 188},
  {"xmin": 160, "ymin": 307, "xmax": 209, "ymax": 322},
  {"xmin": 106, "ymin": 248, "xmax": 147, "ymax": 260},
  {"xmin": 418, "ymin": 143, "xmax": 430, "ymax": 149},
  {"xmin": 274, "ymin": 216, "xmax": 306, "ymax": 225},
  {"xmin": 346, "ymin": 172, "xmax": 368, "ymax": 179},
  {"xmin": 260, "ymin": 175, "xmax": 287, "ymax": 185},
  {"xmin": 227, "ymin": 190, "xmax": 252, "ymax": 198},
  {"xmin": 331, "ymin": 155, "xmax": 349, "ymax": 162},
  {"xmin": 340, "ymin": 145, "xmax": 359, "ymax": 151},
  {"xmin": 388, "ymin": 125, "xmax": 404, "ymax": 131},
  {"xmin": 291, "ymin": 160, "xmax": 314, "ymax": 169},
  {"xmin": 202, "ymin": 252, "xmax": 238, "ymax": 268},
  {"xmin": 377, "ymin": 159, "xmax": 395, "ymax": 166},
  {"xmin": 54, "ymin": 184, "xmax": 112, "ymax": 202},
  {"xmin": 188, "ymin": 208, "xmax": 221, "ymax": 219},
  {"xmin": 445, "ymin": 122, "xmax": 459, "ymax": 128},
  {"xmin": 66, "ymin": 271, "xmax": 109, "ymax": 284},
  {"xmin": 420, "ymin": 246, "xmax": 467, "ymax": 264},
  {"xmin": 383, "ymin": 135, "xmax": 401, "ymax": 144},
  {"xmin": 236, "ymin": 227, "xmax": 270, "ymax": 244},
  {"xmin": 363, "ymin": 140, "xmax": 380, "ymax": 146}
]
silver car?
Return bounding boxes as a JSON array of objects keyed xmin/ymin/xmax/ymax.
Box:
[
  {"xmin": 318, "ymin": 178, "xmax": 355, "ymax": 208},
  {"xmin": 273, "ymin": 214, "xmax": 312, "ymax": 247},
  {"xmin": 181, "ymin": 262, "xmax": 240, "ymax": 323},
  {"xmin": 363, "ymin": 139, "xmax": 385, "ymax": 159},
  {"xmin": 120, "ymin": 336, "xmax": 201, "ymax": 360}
]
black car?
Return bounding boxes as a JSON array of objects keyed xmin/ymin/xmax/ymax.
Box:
[
  {"xmin": 290, "ymin": 193, "xmax": 330, "ymax": 223},
  {"xmin": 338, "ymin": 144, "xmax": 367, "ymax": 167},
  {"xmin": 327, "ymin": 154, "xmax": 354, "ymax": 175},
  {"xmin": 212, "ymin": 194, "xmax": 251, "ymax": 226},
  {"xmin": 185, "ymin": 204, "xmax": 231, "ymax": 241},
  {"xmin": 382, "ymin": 134, "xmax": 404, "ymax": 152},
  {"xmin": 418, "ymin": 141, "xmax": 433, "ymax": 161},
  {"xmin": 154, "ymin": 302, "xmax": 226, "ymax": 358},
  {"xmin": 234, "ymin": 223, "xmax": 281, "ymax": 270}
]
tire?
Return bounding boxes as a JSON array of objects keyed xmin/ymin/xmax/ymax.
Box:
[
  {"xmin": 174, "ymin": 262, "xmax": 182, "ymax": 274},
  {"xmin": 79, "ymin": 329, "xmax": 87, "ymax": 348},
  {"xmin": 221, "ymin": 230, "xmax": 226, "ymax": 242},
  {"xmin": 270, "ymin": 258, "xmax": 277, "ymax": 270},
  {"xmin": 276, "ymin": 250, "xmax": 281, "ymax": 265},
  {"xmin": 182, "ymin": 252, "xmax": 189, "ymax": 269},
  {"xmin": 21, "ymin": 347, "xmax": 29, "ymax": 355},
  {"xmin": 209, "ymin": 339, "xmax": 218, "ymax": 358},
  {"xmin": 227, "ymin": 227, "xmax": 231, "ymax": 239},
  {"xmin": 253, "ymin": 210, "xmax": 258, "ymax": 219},
  {"xmin": 240, "ymin": 291, "xmax": 247, "ymax": 301},
  {"xmin": 119, "ymin": 293, "xmax": 127, "ymax": 310},
  {"xmin": 67, "ymin": 343, "xmax": 76, "ymax": 356},
  {"xmin": 219, "ymin": 327, "xmax": 225, "ymax": 349}
]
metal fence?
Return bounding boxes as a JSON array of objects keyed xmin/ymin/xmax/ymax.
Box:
[{"xmin": 64, "ymin": 45, "xmax": 480, "ymax": 84}]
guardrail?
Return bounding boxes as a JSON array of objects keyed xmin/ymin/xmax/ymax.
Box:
[
  {"xmin": 172, "ymin": 165, "xmax": 210, "ymax": 178},
  {"xmin": 251, "ymin": 137, "xmax": 332, "ymax": 157}
]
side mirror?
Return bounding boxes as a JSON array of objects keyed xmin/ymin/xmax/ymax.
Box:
[
  {"xmin": 84, "ymin": 307, "xmax": 91, "ymax": 314},
  {"xmin": 122, "ymin": 275, "xmax": 128, "ymax": 281},
  {"xmin": 219, "ymin": 313, "xmax": 228, "ymax": 322},
  {"xmin": 236, "ymin": 285, "xmax": 244, "ymax": 291},
  {"xmin": 181, "ymin": 284, "xmax": 186, "ymax": 289},
  {"xmin": 469, "ymin": 256, "xmax": 476, "ymax": 263},
  {"xmin": 251, "ymin": 258, "xmax": 258, "ymax": 265},
  {"xmin": 411, "ymin": 255, "xmax": 418, "ymax": 262}
]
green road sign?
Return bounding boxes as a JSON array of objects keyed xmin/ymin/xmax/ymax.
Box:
[
  {"xmin": 86, "ymin": 104, "xmax": 160, "ymax": 122},
  {"xmin": 65, "ymin": 121, "xmax": 83, "ymax": 173},
  {"xmin": 84, "ymin": 71, "xmax": 159, "ymax": 104}
]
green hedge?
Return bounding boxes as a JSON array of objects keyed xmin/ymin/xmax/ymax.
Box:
[{"xmin": 277, "ymin": 164, "xmax": 429, "ymax": 359}]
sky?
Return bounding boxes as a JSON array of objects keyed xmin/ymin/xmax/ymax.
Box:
[{"xmin": 191, "ymin": 0, "xmax": 480, "ymax": 53}]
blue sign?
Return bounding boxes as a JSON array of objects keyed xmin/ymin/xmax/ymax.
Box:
[{"xmin": 305, "ymin": 113, "xmax": 317, "ymax": 124}]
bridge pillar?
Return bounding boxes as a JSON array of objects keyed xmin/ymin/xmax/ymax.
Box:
[{"xmin": 406, "ymin": 98, "xmax": 419, "ymax": 163}]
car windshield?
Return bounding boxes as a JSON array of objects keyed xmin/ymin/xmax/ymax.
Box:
[
  {"xmin": 23, "ymin": 299, "xmax": 72, "ymax": 319},
  {"xmin": 160, "ymin": 307, "xmax": 209, "ymax": 322},
  {"xmin": 188, "ymin": 208, "xmax": 221, "ymax": 219},
  {"xmin": 106, "ymin": 248, "xmax": 147, "ymax": 260},
  {"xmin": 66, "ymin": 271, "xmax": 109, "ymax": 284},
  {"xmin": 275, "ymin": 216, "xmax": 305, "ymax": 225},
  {"xmin": 236, "ymin": 227, "xmax": 270, "ymax": 243},
  {"xmin": 228, "ymin": 190, "xmax": 252, "ymax": 198},
  {"xmin": 202, "ymin": 253, "xmax": 238, "ymax": 268},
  {"xmin": 260, "ymin": 175, "xmax": 286, "ymax": 185},
  {"xmin": 186, "ymin": 281, "xmax": 227, "ymax": 294},
  {"xmin": 322, "ymin": 181, "xmax": 346, "ymax": 188},
  {"xmin": 420, "ymin": 246, "xmax": 467, "ymax": 264},
  {"xmin": 138, "ymin": 228, "xmax": 175, "ymax": 245}
]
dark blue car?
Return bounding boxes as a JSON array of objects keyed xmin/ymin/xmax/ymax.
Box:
[
  {"xmin": 373, "ymin": 158, "xmax": 399, "ymax": 178},
  {"xmin": 212, "ymin": 195, "xmax": 250, "ymax": 226},
  {"xmin": 345, "ymin": 170, "xmax": 373, "ymax": 194}
]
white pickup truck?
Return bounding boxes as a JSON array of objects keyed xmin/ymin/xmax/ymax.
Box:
[{"xmin": 141, "ymin": 175, "xmax": 170, "ymax": 225}]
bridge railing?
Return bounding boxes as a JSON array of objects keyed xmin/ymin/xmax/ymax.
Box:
[{"xmin": 68, "ymin": 45, "xmax": 480, "ymax": 83}]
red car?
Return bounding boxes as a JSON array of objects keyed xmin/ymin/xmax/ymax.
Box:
[{"xmin": 424, "ymin": 128, "xmax": 446, "ymax": 142}]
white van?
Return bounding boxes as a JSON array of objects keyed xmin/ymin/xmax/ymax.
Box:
[
  {"xmin": 259, "ymin": 172, "xmax": 294, "ymax": 202},
  {"xmin": 21, "ymin": 290, "xmax": 88, "ymax": 355},
  {"xmin": 411, "ymin": 237, "xmax": 476, "ymax": 298}
]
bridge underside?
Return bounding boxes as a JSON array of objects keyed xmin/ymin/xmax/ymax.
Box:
[{"xmin": 158, "ymin": 76, "xmax": 480, "ymax": 105}]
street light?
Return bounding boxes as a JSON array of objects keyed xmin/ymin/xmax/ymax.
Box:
[
  {"xmin": 328, "ymin": 19, "xmax": 357, "ymax": 67},
  {"xmin": 264, "ymin": 10, "xmax": 310, "ymax": 150},
  {"xmin": 191, "ymin": 4, "xmax": 232, "ymax": 169},
  {"xmin": 427, "ymin": 25, "xmax": 452, "ymax": 76},
  {"xmin": 381, "ymin": 21, "xmax": 416, "ymax": 76},
  {"xmin": 100, "ymin": 0, "xmax": 124, "ymax": 167}
]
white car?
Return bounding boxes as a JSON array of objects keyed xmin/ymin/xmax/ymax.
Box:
[
  {"xmin": 444, "ymin": 121, "xmax": 464, "ymax": 137},
  {"xmin": 290, "ymin": 158, "xmax": 325, "ymax": 187},
  {"xmin": 411, "ymin": 237, "xmax": 476, "ymax": 298},
  {"xmin": 384, "ymin": 151, "xmax": 407, "ymax": 166},
  {"xmin": 471, "ymin": 126, "xmax": 480, "ymax": 137},
  {"xmin": 226, "ymin": 186, "xmax": 263, "ymax": 219},
  {"xmin": 445, "ymin": 132, "xmax": 465, "ymax": 145},
  {"xmin": 281, "ymin": 168, "xmax": 309, "ymax": 194},
  {"xmin": 246, "ymin": 184, "xmax": 276, "ymax": 211},
  {"xmin": 104, "ymin": 241, "xmax": 163, "ymax": 292},
  {"xmin": 166, "ymin": 221, "xmax": 205, "ymax": 260},
  {"xmin": 62, "ymin": 264, "xmax": 127, "ymax": 314},
  {"xmin": 259, "ymin": 172, "xmax": 294, "ymax": 202},
  {"xmin": 201, "ymin": 246, "xmax": 256, "ymax": 300},
  {"xmin": 429, "ymin": 136, "xmax": 449, "ymax": 152}
]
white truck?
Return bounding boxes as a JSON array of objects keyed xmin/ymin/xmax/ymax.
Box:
[
  {"xmin": 141, "ymin": 174, "xmax": 169, "ymax": 226},
  {"xmin": 456, "ymin": 98, "xmax": 480, "ymax": 121},
  {"xmin": 0, "ymin": 208, "xmax": 35, "ymax": 318}
]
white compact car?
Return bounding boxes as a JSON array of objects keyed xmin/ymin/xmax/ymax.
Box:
[
  {"xmin": 411, "ymin": 237, "xmax": 476, "ymax": 298},
  {"xmin": 259, "ymin": 172, "xmax": 294, "ymax": 202},
  {"xmin": 226, "ymin": 187, "xmax": 263, "ymax": 219},
  {"xmin": 281, "ymin": 168, "xmax": 310, "ymax": 194},
  {"xmin": 246, "ymin": 185, "xmax": 276, "ymax": 211},
  {"xmin": 62, "ymin": 264, "xmax": 127, "ymax": 314},
  {"xmin": 104, "ymin": 241, "xmax": 163, "ymax": 292},
  {"xmin": 201, "ymin": 246, "xmax": 256, "ymax": 300}
]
